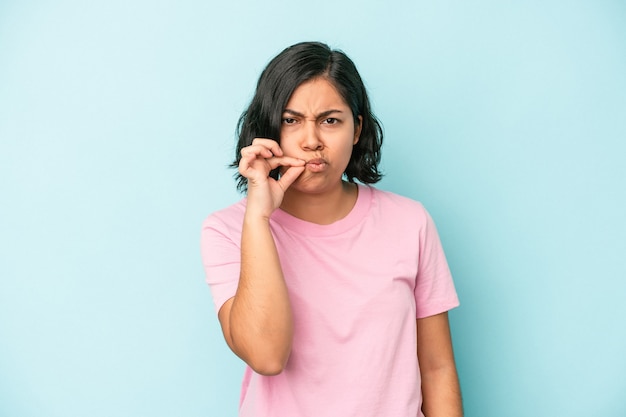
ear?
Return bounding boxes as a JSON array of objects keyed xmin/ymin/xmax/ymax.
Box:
[{"xmin": 354, "ymin": 115, "xmax": 363, "ymax": 145}]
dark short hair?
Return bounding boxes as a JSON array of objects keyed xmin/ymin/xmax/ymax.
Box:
[{"xmin": 232, "ymin": 41, "xmax": 383, "ymax": 192}]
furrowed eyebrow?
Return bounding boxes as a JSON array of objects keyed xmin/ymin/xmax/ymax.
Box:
[{"xmin": 283, "ymin": 109, "xmax": 344, "ymax": 119}]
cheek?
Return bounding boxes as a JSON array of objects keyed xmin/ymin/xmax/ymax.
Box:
[
  {"xmin": 342, "ymin": 136, "xmax": 356, "ymax": 158},
  {"xmin": 278, "ymin": 132, "xmax": 297, "ymax": 152}
]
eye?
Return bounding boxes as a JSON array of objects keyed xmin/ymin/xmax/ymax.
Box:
[
  {"xmin": 322, "ymin": 118, "xmax": 339, "ymax": 125},
  {"xmin": 282, "ymin": 117, "xmax": 297, "ymax": 125}
]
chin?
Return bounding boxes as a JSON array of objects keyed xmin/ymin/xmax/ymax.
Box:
[{"xmin": 291, "ymin": 176, "xmax": 342, "ymax": 195}]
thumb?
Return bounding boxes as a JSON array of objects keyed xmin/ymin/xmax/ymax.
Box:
[{"xmin": 278, "ymin": 165, "xmax": 305, "ymax": 191}]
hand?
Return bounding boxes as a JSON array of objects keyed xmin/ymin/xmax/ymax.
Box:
[{"xmin": 239, "ymin": 138, "xmax": 305, "ymax": 218}]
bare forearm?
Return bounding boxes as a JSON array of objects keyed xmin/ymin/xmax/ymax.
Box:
[
  {"xmin": 228, "ymin": 214, "xmax": 293, "ymax": 374},
  {"xmin": 421, "ymin": 365, "xmax": 463, "ymax": 417},
  {"xmin": 221, "ymin": 138, "xmax": 303, "ymax": 374},
  {"xmin": 417, "ymin": 313, "xmax": 463, "ymax": 417}
]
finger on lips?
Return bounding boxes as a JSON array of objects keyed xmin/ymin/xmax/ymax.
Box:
[
  {"xmin": 240, "ymin": 139, "xmax": 305, "ymax": 174},
  {"xmin": 267, "ymin": 156, "xmax": 305, "ymax": 170}
]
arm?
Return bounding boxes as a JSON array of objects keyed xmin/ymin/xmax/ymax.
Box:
[
  {"xmin": 218, "ymin": 138, "xmax": 304, "ymax": 376},
  {"xmin": 417, "ymin": 312, "xmax": 463, "ymax": 417}
]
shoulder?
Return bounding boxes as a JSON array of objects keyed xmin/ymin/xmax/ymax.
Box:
[
  {"xmin": 366, "ymin": 186, "xmax": 429, "ymax": 222},
  {"xmin": 201, "ymin": 198, "xmax": 247, "ymax": 237}
]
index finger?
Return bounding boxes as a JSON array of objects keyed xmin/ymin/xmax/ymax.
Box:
[
  {"xmin": 267, "ymin": 155, "xmax": 305, "ymax": 170},
  {"xmin": 251, "ymin": 138, "xmax": 283, "ymax": 157}
]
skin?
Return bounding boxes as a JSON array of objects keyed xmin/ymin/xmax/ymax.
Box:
[
  {"xmin": 418, "ymin": 312, "xmax": 464, "ymax": 416},
  {"xmin": 218, "ymin": 77, "xmax": 462, "ymax": 415},
  {"xmin": 278, "ymin": 77, "xmax": 363, "ymax": 224}
]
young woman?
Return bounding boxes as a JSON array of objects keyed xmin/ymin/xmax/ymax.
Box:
[{"xmin": 201, "ymin": 41, "xmax": 462, "ymax": 417}]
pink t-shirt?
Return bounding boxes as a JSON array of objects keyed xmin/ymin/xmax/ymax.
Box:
[{"xmin": 201, "ymin": 184, "xmax": 459, "ymax": 417}]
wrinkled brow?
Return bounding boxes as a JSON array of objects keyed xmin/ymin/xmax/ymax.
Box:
[{"xmin": 283, "ymin": 109, "xmax": 344, "ymax": 119}]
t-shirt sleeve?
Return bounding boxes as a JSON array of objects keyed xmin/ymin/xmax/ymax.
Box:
[
  {"xmin": 200, "ymin": 214, "xmax": 241, "ymax": 313},
  {"xmin": 414, "ymin": 205, "xmax": 459, "ymax": 318}
]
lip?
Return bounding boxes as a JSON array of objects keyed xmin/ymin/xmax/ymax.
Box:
[
  {"xmin": 305, "ymin": 158, "xmax": 326, "ymax": 165},
  {"xmin": 304, "ymin": 158, "xmax": 328, "ymax": 172}
]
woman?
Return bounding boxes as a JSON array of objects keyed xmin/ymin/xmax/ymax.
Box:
[{"xmin": 201, "ymin": 41, "xmax": 462, "ymax": 417}]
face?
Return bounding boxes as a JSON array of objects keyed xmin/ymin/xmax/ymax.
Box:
[{"xmin": 280, "ymin": 77, "xmax": 362, "ymax": 194}]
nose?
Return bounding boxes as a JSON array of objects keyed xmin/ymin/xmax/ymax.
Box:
[{"xmin": 301, "ymin": 121, "xmax": 323, "ymax": 151}]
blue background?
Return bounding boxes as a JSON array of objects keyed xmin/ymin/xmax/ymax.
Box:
[{"xmin": 1, "ymin": 1, "xmax": 625, "ymax": 416}]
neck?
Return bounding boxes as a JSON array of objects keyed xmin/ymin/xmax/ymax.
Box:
[{"xmin": 280, "ymin": 181, "xmax": 358, "ymax": 225}]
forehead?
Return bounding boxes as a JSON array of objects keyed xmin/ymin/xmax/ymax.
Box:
[{"xmin": 285, "ymin": 77, "xmax": 349, "ymax": 110}]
